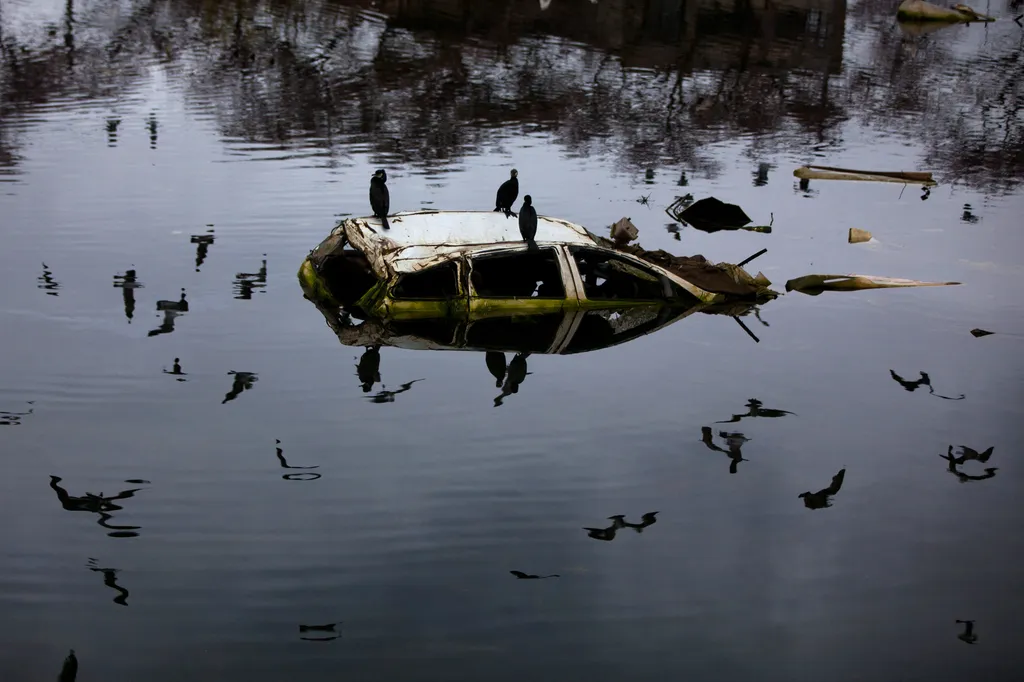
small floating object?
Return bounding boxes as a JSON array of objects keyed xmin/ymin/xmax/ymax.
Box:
[
  {"xmin": 793, "ymin": 165, "xmax": 937, "ymax": 186},
  {"xmin": 848, "ymin": 228, "xmax": 873, "ymax": 244},
  {"xmin": 785, "ymin": 274, "xmax": 961, "ymax": 295},
  {"xmin": 610, "ymin": 217, "xmax": 639, "ymax": 245},
  {"xmin": 970, "ymin": 328, "xmax": 994, "ymax": 337}
]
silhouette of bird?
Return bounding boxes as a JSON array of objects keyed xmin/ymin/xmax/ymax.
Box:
[
  {"xmin": 222, "ymin": 371, "xmax": 258, "ymax": 404},
  {"xmin": 494, "ymin": 168, "xmax": 518, "ymax": 218},
  {"xmin": 716, "ymin": 398, "xmax": 793, "ymax": 423},
  {"xmin": 583, "ymin": 515, "xmax": 627, "ymax": 541},
  {"xmin": 156, "ymin": 288, "xmax": 189, "ymax": 312},
  {"xmin": 59, "ymin": 649, "xmax": 78, "ymax": 682},
  {"xmin": 949, "ymin": 445, "xmax": 994, "ymax": 464},
  {"xmin": 370, "ymin": 169, "xmax": 390, "ymax": 230},
  {"xmin": 357, "ymin": 346, "xmax": 382, "ymax": 393},
  {"xmin": 510, "ymin": 571, "xmax": 560, "ymax": 579},
  {"xmin": 621, "ymin": 511, "xmax": 659, "ymax": 532},
  {"xmin": 485, "ymin": 351, "xmax": 507, "ymax": 388},
  {"xmin": 518, "ymin": 195, "xmax": 538, "ymax": 250},
  {"xmin": 955, "ymin": 620, "xmax": 977, "ymax": 644},
  {"xmin": 799, "ymin": 468, "xmax": 846, "ymax": 509}
]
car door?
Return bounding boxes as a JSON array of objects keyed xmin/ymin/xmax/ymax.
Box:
[
  {"xmin": 466, "ymin": 245, "xmax": 576, "ymax": 315},
  {"xmin": 566, "ymin": 246, "xmax": 697, "ymax": 306}
]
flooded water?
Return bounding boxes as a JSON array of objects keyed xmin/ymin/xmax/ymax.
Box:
[{"xmin": 2, "ymin": 0, "xmax": 1023, "ymax": 679}]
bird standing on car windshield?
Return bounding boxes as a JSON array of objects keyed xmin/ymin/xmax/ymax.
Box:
[
  {"xmin": 369, "ymin": 169, "xmax": 390, "ymax": 230},
  {"xmin": 518, "ymin": 195, "xmax": 538, "ymax": 250},
  {"xmin": 494, "ymin": 169, "xmax": 519, "ymax": 218}
]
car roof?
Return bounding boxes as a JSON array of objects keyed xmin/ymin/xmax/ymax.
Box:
[{"xmin": 342, "ymin": 210, "xmax": 600, "ymax": 275}]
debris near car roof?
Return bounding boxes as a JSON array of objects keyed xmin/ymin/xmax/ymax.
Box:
[{"xmin": 785, "ymin": 274, "xmax": 961, "ymax": 295}]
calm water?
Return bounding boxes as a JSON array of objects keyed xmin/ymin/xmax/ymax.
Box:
[{"xmin": 2, "ymin": 0, "xmax": 1023, "ymax": 679}]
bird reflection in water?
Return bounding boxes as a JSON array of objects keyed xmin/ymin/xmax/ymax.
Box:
[
  {"xmin": 955, "ymin": 619, "xmax": 978, "ymax": 644},
  {"xmin": 38, "ymin": 263, "xmax": 60, "ymax": 296},
  {"xmin": 0, "ymin": 401, "xmax": 34, "ymax": 426},
  {"xmin": 700, "ymin": 427, "xmax": 749, "ymax": 474},
  {"xmin": 87, "ymin": 558, "xmax": 130, "ymax": 606},
  {"xmin": 798, "ymin": 468, "xmax": 846, "ymax": 509},
  {"xmin": 48, "ymin": 476, "xmax": 146, "ymax": 537},
  {"xmin": 889, "ymin": 370, "xmax": 965, "ymax": 400},
  {"xmin": 148, "ymin": 288, "xmax": 189, "ymax": 338},
  {"xmin": 753, "ymin": 162, "xmax": 772, "ymax": 187},
  {"xmin": 106, "ymin": 117, "xmax": 121, "ymax": 147},
  {"xmin": 299, "ymin": 622, "xmax": 340, "ymax": 642},
  {"xmin": 222, "ymin": 371, "xmax": 258, "ymax": 404},
  {"xmin": 356, "ymin": 346, "xmax": 382, "ymax": 393},
  {"xmin": 583, "ymin": 512, "xmax": 658, "ymax": 541},
  {"xmin": 112, "ymin": 268, "xmax": 142, "ymax": 323},
  {"xmin": 191, "ymin": 231, "xmax": 215, "ymax": 271},
  {"xmin": 940, "ymin": 445, "xmax": 997, "ymax": 483},
  {"xmin": 665, "ymin": 223, "xmax": 682, "ymax": 241},
  {"xmin": 510, "ymin": 570, "xmax": 559, "ymax": 579},
  {"xmin": 494, "ymin": 352, "xmax": 531, "ymax": 407},
  {"xmin": 368, "ymin": 379, "xmax": 424, "ymax": 404},
  {"xmin": 275, "ymin": 440, "xmax": 321, "ymax": 481},
  {"xmin": 485, "ymin": 351, "xmax": 507, "ymax": 387},
  {"xmin": 234, "ymin": 255, "xmax": 267, "ymax": 299},
  {"xmin": 162, "ymin": 357, "xmax": 186, "ymax": 381},
  {"xmin": 716, "ymin": 398, "xmax": 794, "ymax": 424},
  {"xmin": 58, "ymin": 649, "xmax": 78, "ymax": 682},
  {"xmin": 147, "ymin": 111, "xmax": 158, "ymax": 149}
]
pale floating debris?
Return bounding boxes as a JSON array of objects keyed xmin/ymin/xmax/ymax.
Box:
[
  {"xmin": 785, "ymin": 274, "xmax": 961, "ymax": 295},
  {"xmin": 848, "ymin": 228, "xmax": 873, "ymax": 244},
  {"xmin": 897, "ymin": 0, "xmax": 995, "ymax": 22},
  {"xmin": 793, "ymin": 165, "xmax": 937, "ymax": 187}
]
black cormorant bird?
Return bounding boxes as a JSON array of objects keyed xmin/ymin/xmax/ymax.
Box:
[
  {"xmin": 494, "ymin": 169, "xmax": 519, "ymax": 218},
  {"xmin": 59, "ymin": 649, "xmax": 78, "ymax": 682},
  {"xmin": 369, "ymin": 169, "xmax": 390, "ymax": 230},
  {"xmin": 518, "ymin": 195, "xmax": 538, "ymax": 249},
  {"xmin": 955, "ymin": 620, "xmax": 978, "ymax": 644}
]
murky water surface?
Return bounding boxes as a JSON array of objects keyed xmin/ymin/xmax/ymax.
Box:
[{"xmin": 2, "ymin": 0, "xmax": 1023, "ymax": 679}]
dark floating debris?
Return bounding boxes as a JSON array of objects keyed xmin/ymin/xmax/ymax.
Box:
[
  {"xmin": 961, "ymin": 204, "xmax": 980, "ymax": 224},
  {"xmin": 222, "ymin": 371, "xmax": 258, "ymax": 404},
  {"xmin": 955, "ymin": 619, "xmax": 978, "ymax": 645},
  {"xmin": 510, "ymin": 571, "xmax": 560, "ymax": 580},
  {"xmin": 889, "ymin": 370, "xmax": 965, "ymax": 400},
  {"xmin": 87, "ymin": 558, "xmax": 130, "ymax": 606},
  {"xmin": 583, "ymin": 512, "xmax": 658, "ymax": 542},
  {"xmin": 38, "ymin": 263, "xmax": 60, "ymax": 296},
  {"xmin": 940, "ymin": 445, "xmax": 997, "ymax": 483},
  {"xmin": 970, "ymin": 328, "xmax": 993, "ymax": 338},
  {"xmin": 798, "ymin": 468, "xmax": 846, "ymax": 510},
  {"xmin": 665, "ymin": 196, "xmax": 772, "ymax": 234},
  {"xmin": 610, "ymin": 217, "xmax": 639, "ymax": 246},
  {"xmin": 234, "ymin": 255, "xmax": 268, "ymax": 299}
]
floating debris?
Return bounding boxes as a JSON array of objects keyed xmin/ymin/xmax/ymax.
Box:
[
  {"xmin": 793, "ymin": 165, "xmax": 937, "ymax": 186},
  {"xmin": 970, "ymin": 328, "xmax": 993, "ymax": 337},
  {"xmin": 666, "ymin": 196, "xmax": 772, "ymax": 234},
  {"xmin": 610, "ymin": 217, "xmax": 639, "ymax": 246},
  {"xmin": 848, "ymin": 228, "xmax": 873, "ymax": 244},
  {"xmin": 785, "ymin": 274, "xmax": 960, "ymax": 295},
  {"xmin": 896, "ymin": 0, "xmax": 995, "ymax": 22}
]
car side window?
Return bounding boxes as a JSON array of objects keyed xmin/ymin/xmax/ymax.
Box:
[
  {"xmin": 569, "ymin": 247, "xmax": 684, "ymax": 301},
  {"xmin": 470, "ymin": 249, "xmax": 565, "ymax": 299},
  {"xmin": 392, "ymin": 261, "xmax": 460, "ymax": 300}
]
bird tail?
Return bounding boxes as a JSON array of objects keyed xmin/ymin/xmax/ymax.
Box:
[
  {"xmin": 527, "ymin": 238, "xmax": 538, "ymax": 251},
  {"xmin": 381, "ymin": 215, "xmax": 390, "ymax": 230}
]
